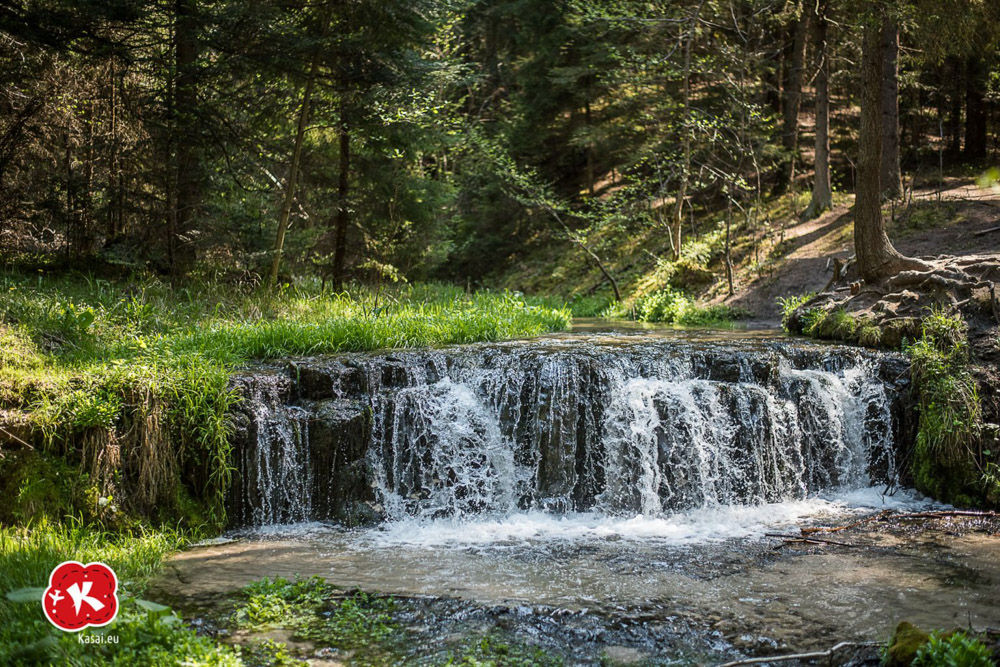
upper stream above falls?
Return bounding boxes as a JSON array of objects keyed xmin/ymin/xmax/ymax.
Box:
[{"xmin": 225, "ymin": 327, "xmax": 912, "ymax": 530}]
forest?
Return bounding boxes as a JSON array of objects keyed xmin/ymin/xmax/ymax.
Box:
[{"xmin": 1, "ymin": 0, "xmax": 1000, "ymax": 665}]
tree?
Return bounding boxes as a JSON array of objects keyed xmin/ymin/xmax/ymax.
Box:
[
  {"xmin": 772, "ymin": 4, "xmax": 809, "ymax": 196},
  {"xmin": 170, "ymin": 0, "xmax": 202, "ymax": 277},
  {"xmin": 805, "ymin": 0, "xmax": 832, "ymax": 219},
  {"xmin": 879, "ymin": 18, "xmax": 903, "ymax": 200},
  {"xmin": 855, "ymin": 8, "xmax": 927, "ymax": 282},
  {"xmin": 268, "ymin": 13, "xmax": 327, "ymax": 287}
]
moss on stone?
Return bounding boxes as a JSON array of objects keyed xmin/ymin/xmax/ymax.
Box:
[{"xmin": 887, "ymin": 621, "xmax": 932, "ymax": 667}]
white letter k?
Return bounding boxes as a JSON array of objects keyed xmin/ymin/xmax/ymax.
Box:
[{"xmin": 66, "ymin": 581, "xmax": 104, "ymax": 615}]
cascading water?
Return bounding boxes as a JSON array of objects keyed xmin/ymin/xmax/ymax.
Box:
[
  {"xmin": 227, "ymin": 373, "xmax": 312, "ymax": 526},
  {"xmin": 226, "ymin": 331, "xmax": 910, "ymax": 529}
]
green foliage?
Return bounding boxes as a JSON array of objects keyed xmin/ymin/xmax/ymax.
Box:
[
  {"xmin": 635, "ymin": 287, "xmax": 741, "ymax": 326},
  {"xmin": 907, "ymin": 309, "xmax": 984, "ymax": 505},
  {"xmin": 231, "ymin": 576, "xmax": 328, "ymax": 629},
  {"xmin": 0, "ymin": 522, "xmax": 242, "ymax": 666},
  {"xmin": 777, "ymin": 293, "xmax": 816, "ymax": 333},
  {"xmin": 803, "ymin": 308, "xmax": 857, "ymax": 341},
  {"xmin": 446, "ymin": 634, "xmax": 563, "ymax": 667},
  {"xmin": 0, "ymin": 450, "xmax": 100, "ymax": 525},
  {"xmin": 232, "ymin": 577, "xmax": 397, "ymax": 653},
  {"xmin": 913, "ymin": 631, "xmax": 995, "ymax": 667},
  {"xmin": 294, "ymin": 591, "xmax": 397, "ymax": 649}
]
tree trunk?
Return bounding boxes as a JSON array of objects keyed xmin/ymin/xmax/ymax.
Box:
[
  {"xmin": 671, "ymin": 0, "xmax": 707, "ymax": 260},
  {"xmin": 805, "ymin": 0, "xmax": 832, "ymax": 219},
  {"xmin": 855, "ymin": 17, "xmax": 926, "ymax": 283},
  {"xmin": 171, "ymin": 0, "xmax": 200, "ymax": 278},
  {"xmin": 964, "ymin": 56, "xmax": 988, "ymax": 161},
  {"xmin": 331, "ymin": 104, "xmax": 351, "ymax": 291},
  {"xmin": 585, "ymin": 99, "xmax": 594, "ymax": 196},
  {"xmin": 947, "ymin": 56, "xmax": 963, "ymax": 158},
  {"xmin": 879, "ymin": 19, "xmax": 903, "ymax": 199},
  {"xmin": 268, "ymin": 36, "xmax": 324, "ymax": 287},
  {"xmin": 772, "ymin": 9, "xmax": 809, "ymax": 196}
]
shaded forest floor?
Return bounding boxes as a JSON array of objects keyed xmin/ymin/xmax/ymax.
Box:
[
  {"xmin": 500, "ymin": 173, "xmax": 1000, "ymax": 326},
  {"xmin": 726, "ymin": 177, "xmax": 1000, "ymax": 323}
]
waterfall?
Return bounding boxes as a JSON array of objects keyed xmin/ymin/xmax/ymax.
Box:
[
  {"xmin": 228, "ymin": 373, "xmax": 312, "ymax": 526},
  {"xmin": 227, "ymin": 335, "xmax": 910, "ymax": 528}
]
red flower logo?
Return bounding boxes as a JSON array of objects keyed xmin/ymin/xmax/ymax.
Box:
[{"xmin": 42, "ymin": 561, "xmax": 119, "ymax": 632}]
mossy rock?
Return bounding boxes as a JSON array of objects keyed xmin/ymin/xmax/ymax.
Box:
[{"xmin": 887, "ymin": 622, "xmax": 932, "ymax": 667}]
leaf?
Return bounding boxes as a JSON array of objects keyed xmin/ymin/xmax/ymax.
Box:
[
  {"xmin": 11, "ymin": 635, "xmax": 60, "ymax": 661},
  {"xmin": 6, "ymin": 587, "xmax": 45, "ymax": 603},
  {"xmin": 134, "ymin": 598, "xmax": 172, "ymax": 616}
]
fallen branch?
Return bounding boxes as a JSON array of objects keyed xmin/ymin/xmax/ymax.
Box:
[
  {"xmin": 717, "ymin": 641, "xmax": 882, "ymax": 667},
  {"xmin": 888, "ymin": 510, "xmax": 999, "ymax": 520},
  {"xmin": 0, "ymin": 426, "xmax": 33, "ymax": 450},
  {"xmin": 974, "ymin": 225, "xmax": 1000, "ymax": 237},
  {"xmin": 765, "ymin": 533, "xmax": 861, "ymax": 548}
]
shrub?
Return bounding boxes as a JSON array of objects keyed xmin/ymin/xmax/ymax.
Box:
[
  {"xmin": 913, "ymin": 631, "xmax": 994, "ymax": 667},
  {"xmin": 635, "ymin": 287, "xmax": 739, "ymax": 325}
]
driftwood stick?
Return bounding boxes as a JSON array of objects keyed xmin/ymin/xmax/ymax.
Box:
[
  {"xmin": 764, "ymin": 533, "xmax": 860, "ymax": 548},
  {"xmin": 717, "ymin": 641, "xmax": 882, "ymax": 667},
  {"xmin": 974, "ymin": 225, "xmax": 1000, "ymax": 236},
  {"xmin": 888, "ymin": 510, "xmax": 999, "ymax": 520}
]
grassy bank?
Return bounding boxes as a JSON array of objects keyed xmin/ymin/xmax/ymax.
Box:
[
  {"xmin": 0, "ymin": 272, "xmax": 571, "ymax": 528},
  {"xmin": 0, "ymin": 522, "xmax": 244, "ymax": 665}
]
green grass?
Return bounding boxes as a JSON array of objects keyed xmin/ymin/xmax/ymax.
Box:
[
  {"xmin": 907, "ymin": 309, "xmax": 986, "ymax": 506},
  {"xmin": 632, "ymin": 287, "xmax": 744, "ymax": 326},
  {"xmin": 0, "ymin": 521, "xmax": 244, "ymax": 666},
  {"xmin": 0, "ymin": 272, "xmax": 571, "ymax": 526}
]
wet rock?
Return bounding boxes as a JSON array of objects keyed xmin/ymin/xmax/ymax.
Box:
[
  {"xmin": 291, "ymin": 360, "xmax": 363, "ymax": 400},
  {"xmin": 306, "ymin": 399, "xmax": 374, "ymax": 524}
]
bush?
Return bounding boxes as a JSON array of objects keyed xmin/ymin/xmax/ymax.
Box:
[
  {"xmin": 913, "ymin": 631, "xmax": 995, "ymax": 667},
  {"xmin": 635, "ymin": 287, "xmax": 740, "ymax": 325}
]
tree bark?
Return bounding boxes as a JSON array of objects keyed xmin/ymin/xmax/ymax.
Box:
[
  {"xmin": 171, "ymin": 0, "xmax": 200, "ymax": 278},
  {"xmin": 947, "ymin": 56, "xmax": 963, "ymax": 158},
  {"xmin": 331, "ymin": 103, "xmax": 351, "ymax": 291},
  {"xmin": 879, "ymin": 19, "xmax": 903, "ymax": 199},
  {"xmin": 671, "ymin": 0, "xmax": 707, "ymax": 260},
  {"xmin": 964, "ymin": 56, "xmax": 988, "ymax": 161},
  {"xmin": 805, "ymin": 0, "xmax": 832, "ymax": 219},
  {"xmin": 268, "ymin": 33, "xmax": 324, "ymax": 287},
  {"xmin": 855, "ymin": 17, "xmax": 926, "ymax": 283},
  {"xmin": 772, "ymin": 8, "xmax": 809, "ymax": 196}
]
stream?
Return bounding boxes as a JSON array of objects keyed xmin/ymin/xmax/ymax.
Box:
[{"xmin": 151, "ymin": 325, "xmax": 1000, "ymax": 665}]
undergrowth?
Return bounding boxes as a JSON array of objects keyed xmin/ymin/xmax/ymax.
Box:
[
  {"xmin": 0, "ymin": 521, "xmax": 245, "ymax": 665},
  {"xmin": 913, "ymin": 631, "xmax": 995, "ymax": 667},
  {"xmin": 907, "ymin": 310, "xmax": 986, "ymax": 506}
]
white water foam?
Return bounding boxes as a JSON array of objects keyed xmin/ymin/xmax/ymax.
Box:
[{"xmin": 356, "ymin": 487, "xmax": 943, "ymax": 549}]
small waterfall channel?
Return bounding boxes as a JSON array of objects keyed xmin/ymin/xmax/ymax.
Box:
[{"xmin": 226, "ymin": 331, "xmax": 912, "ymax": 530}]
